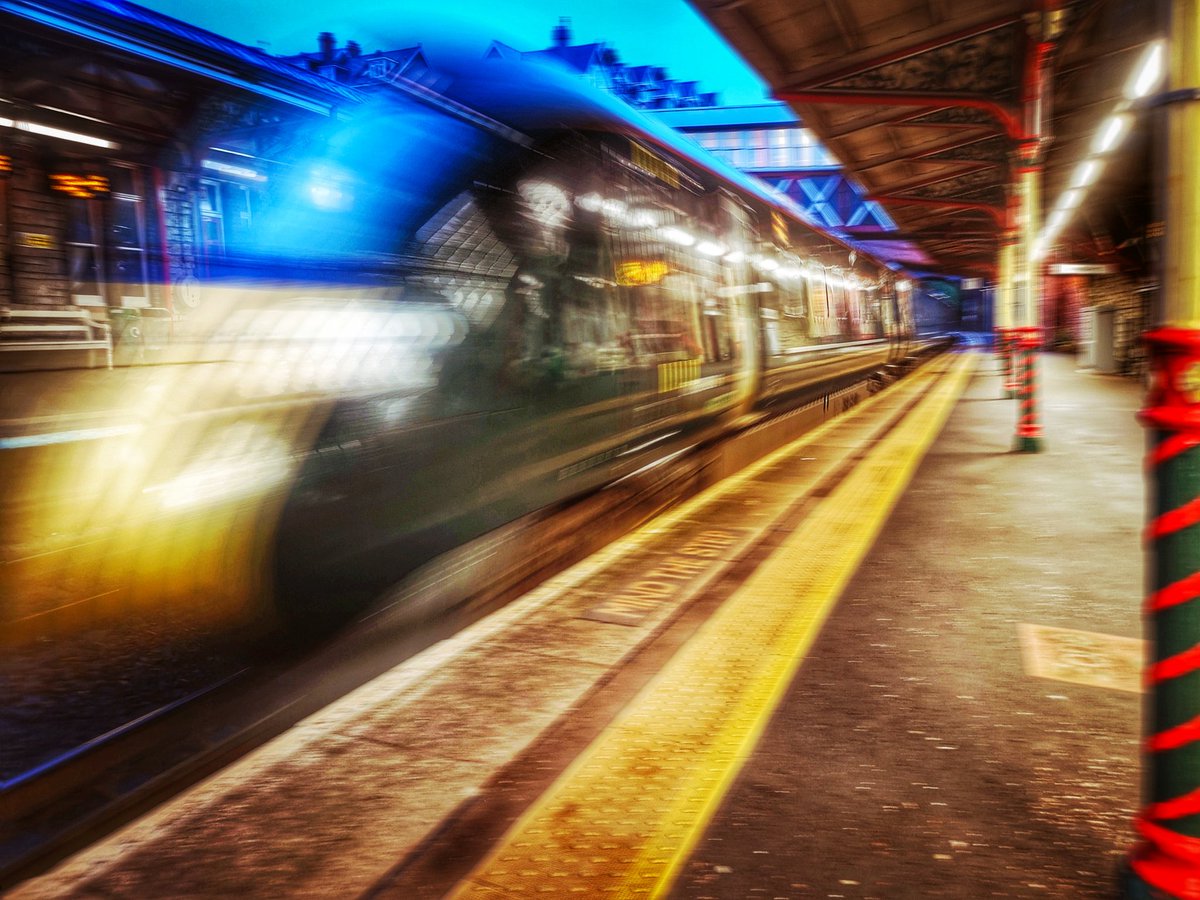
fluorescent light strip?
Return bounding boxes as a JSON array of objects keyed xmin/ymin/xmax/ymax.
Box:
[
  {"xmin": 1033, "ymin": 38, "xmax": 1164, "ymax": 261},
  {"xmin": 1128, "ymin": 41, "xmax": 1165, "ymax": 99},
  {"xmin": 0, "ymin": 116, "xmax": 117, "ymax": 149}
]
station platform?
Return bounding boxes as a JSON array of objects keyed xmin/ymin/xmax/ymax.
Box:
[{"xmin": 10, "ymin": 348, "xmax": 1145, "ymax": 899}]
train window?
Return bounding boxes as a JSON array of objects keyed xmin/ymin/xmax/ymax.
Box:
[
  {"xmin": 773, "ymin": 273, "xmax": 810, "ymax": 352},
  {"xmin": 599, "ymin": 139, "xmax": 734, "ymax": 370},
  {"xmin": 410, "ymin": 135, "xmax": 641, "ymax": 400}
]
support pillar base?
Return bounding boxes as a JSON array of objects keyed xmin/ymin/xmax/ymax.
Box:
[
  {"xmin": 1121, "ymin": 846, "xmax": 1200, "ymax": 899},
  {"xmin": 1120, "ymin": 868, "xmax": 1177, "ymax": 900}
]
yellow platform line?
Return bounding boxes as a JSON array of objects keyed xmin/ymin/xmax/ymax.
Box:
[{"xmin": 449, "ymin": 351, "xmax": 976, "ymax": 899}]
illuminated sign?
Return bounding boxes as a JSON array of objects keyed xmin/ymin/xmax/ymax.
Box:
[
  {"xmin": 201, "ymin": 158, "xmax": 266, "ymax": 181},
  {"xmin": 0, "ymin": 154, "xmax": 10, "ymax": 177},
  {"xmin": 19, "ymin": 232, "xmax": 54, "ymax": 249},
  {"xmin": 617, "ymin": 260, "xmax": 670, "ymax": 286},
  {"xmin": 771, "ymin": 210, "xmax": 789, "ymax": 247},
  {"xmin": 630, "ymin": 143, "xmax": 680, "ymax": 189},
  {"xmin": 49, "ymin": 173, "xmax": 109, "ymax": 198},
  {"xmin": 1048, "ymin": 263, "xmax": 1117, "ymax": 275}
]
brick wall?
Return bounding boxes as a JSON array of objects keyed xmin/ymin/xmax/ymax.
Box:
[
  {"xmin": 0, "ymin": 181, "xmax": 9, "ymax": 307},
  {"xmin": 7, "ymin": 138, "xmax": 69, "ymax": 307}
]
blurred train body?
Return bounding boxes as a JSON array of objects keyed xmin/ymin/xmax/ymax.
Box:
[{"xmin": 0, "ymin": 54, "xmax": 922, "ymax": 636}]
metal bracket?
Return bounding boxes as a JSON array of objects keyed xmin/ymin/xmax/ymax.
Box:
[{"xmin": 1138, "ymin": 88, "xmax": 1200, "ymax": 110}]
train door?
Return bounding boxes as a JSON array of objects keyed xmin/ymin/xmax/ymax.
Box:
[
  {"xmin": 424, "ymin": 132, "xmax": 643, "ymax": 513},
  {"xmin": 719, "ymin": 191, "xmax": 758, "ymax": 414}
]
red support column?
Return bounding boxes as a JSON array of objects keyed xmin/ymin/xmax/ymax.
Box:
[
  {"xmin": 1127, "ymin": 329, "xmax": 1200, "ymax": 899},
  {"xmin": 1013, "ymin": 326, "xmax": 1043, "ymax": 452},
  {"xmin": 1000, "ymin": 327, "xmax": 1019, "ymax": 397},
  {"xmin": 1123, "ymin": 0, "xmax": 1200, "ymax": 893}
]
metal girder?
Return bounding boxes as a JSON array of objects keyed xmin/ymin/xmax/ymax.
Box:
[
  {"xmin": 776, "ymin": 88, "xmax": 1023, "ymax": 138},
  {"xmin": 871, "ymin": 194, "xmax": 1007, "ymax": 226},
  {"xmin": 841, "ymin": 228, "xmax": 997, "ymax": 240},
  {"xmin": 777, "ymin": 12, "xmax": 1024, "ymax": 90},
  {"xmin": 855, "ymin": 133, "xmax": 1007, "ymax": 172}
]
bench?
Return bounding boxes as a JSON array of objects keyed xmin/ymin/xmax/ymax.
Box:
[{"xmin": 0, "ymin": 307, "xmax": 112, "ymax": 371}]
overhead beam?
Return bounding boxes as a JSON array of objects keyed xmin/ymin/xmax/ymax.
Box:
[
  {"xmin": 778, "ymin": 12, "xmax": 1024, "ymax": 90},
  {"xmin": 871, "ymin": 195, "xmax": 1007, "ymax": 226},
  {"xmin": 777, "ymin": 89, "xmax": 1023, "ymax": 138},
  {"xmin": 926, "ymin": 0, "xmax": 949, "ymax": 27},
  {"xmin": 862, "ymin": 163, "xmax": 1003, "ymax": 199},
  {"xmin": 855, "ymin": 133, "xmax": 1008, "ymax": 172},
  {"xmin": 696, "ymin": 3, "xmax": 790, "ymax": 84},
  {"xmin": 841, "ymin": 229, "xmax": 998, "ymax": 240},
  {"xmin": 821, "ymin": 0, "xmax": 863, "ymax": 52}
]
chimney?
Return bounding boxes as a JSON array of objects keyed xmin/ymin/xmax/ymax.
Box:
[
  {"xmin": 552, "ymin": 17, "xmax": 571, "ymax": 47},
  {"xmin": 318, "ymin": 32, "xmax": 335, "ymax": 61},
  {"xmin": 346, "ymin": 40, "xmax": 361, "ymax": 57}
]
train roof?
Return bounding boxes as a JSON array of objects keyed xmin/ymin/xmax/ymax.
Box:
[{"xmin": 425, "ymin": 54, "xmax": 886, "ymax": 270}]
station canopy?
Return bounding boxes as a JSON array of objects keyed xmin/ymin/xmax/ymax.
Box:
[{"xmin": 689, "ymin": 0, "xmax": 1161, "ymax": 278}]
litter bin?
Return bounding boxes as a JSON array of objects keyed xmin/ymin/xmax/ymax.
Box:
[
  {"xmin": 108, "ymin": 308, "xmax": 144, "ymax": 365},
  {"xmin": 1078, "ymin": 306, "xmax": 1096, "ymax": 368},
  {"xmin": 108, "ymin": 307, "xmax": 172, "ymax": 364},
  {"xmin": 140, "ymin": 307, "xmax": 172, "ymax": 360}
]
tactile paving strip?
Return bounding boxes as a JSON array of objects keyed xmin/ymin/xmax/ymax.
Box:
[{"xmin": 449, "ymin": 352, "xmax": 977, "ymax": 899}]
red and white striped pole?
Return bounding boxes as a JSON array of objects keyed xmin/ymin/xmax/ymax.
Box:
[{"xmin": 1124, "ymin": 1, "xmax": 1200, "ymax": 895}]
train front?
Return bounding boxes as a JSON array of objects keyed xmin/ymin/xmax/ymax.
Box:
[{"xmin": 0, "ymin": 93, "xmax": 503, "ymax": 643}]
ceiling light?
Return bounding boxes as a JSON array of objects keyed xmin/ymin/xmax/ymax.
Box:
[
  {"xmin": 1070, "ymin": 159, "xmax": 1103, "ymax": 189},
  {"xmin": 1055, "ymin": 188, "xmax": 1084, "ymax": 210},
  {"xmin": 1, "ymin": 117, "xmax": 117, "ymax": 148},
  {"xmin": 1127, "ymin": 40, "xmax": 1165, "ymax": 99},
  {"xmin": 1046, "ymin": 208, "xmax": 1071, "ymax": 236},
  {"xmin": 1092, "ymin": 115, "xmax": 1132, "ymax": 154},
  {"xmin": 659, "ymin": 226, "xmax": 695, "ymax": 247}
]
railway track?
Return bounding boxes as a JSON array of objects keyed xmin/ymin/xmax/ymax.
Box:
[{"xmin": 0, "ymin": 346, "xmax": 948, "ymax": 893}]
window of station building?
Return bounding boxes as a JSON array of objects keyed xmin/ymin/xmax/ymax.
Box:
[
  {"xmin": 60, "ymin": 165, "xmax": 150, "ymax": 307},
  {"xmin": 109, "ymin": 167, "xmax": 148, "ymax": 307},
  {"xmin": 198, "ymin": 178, "xmax": 253, "ymax": 270},
  {"xmin": 65, "ymin": 196, "xmax": 104, "ymax": 306},
  {"xmin": 198, "ymin": 179, "xmax": 224, "ymax": 272}
]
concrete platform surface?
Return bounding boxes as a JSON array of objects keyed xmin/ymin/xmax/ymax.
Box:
[
  {"xmin": 9, "ymin": 350, "xmax": 1146, "ymax": 900},
  {"xmin": 667, "ymin": 351, "xmax": 1145, "ymax": 899}
]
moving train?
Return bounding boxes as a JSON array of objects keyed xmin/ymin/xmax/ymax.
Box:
[{"xmin": 0, "ymin": 54, "xmax": 930, "ymax": 636}]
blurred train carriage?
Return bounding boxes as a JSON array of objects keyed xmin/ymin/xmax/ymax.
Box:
[{"xmin": 0, "ymin": 51, "xmax": 918, "ymax": 636}]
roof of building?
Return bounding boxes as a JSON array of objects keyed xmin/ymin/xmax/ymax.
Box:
[
  {"xmin": 281, "ymin": 44, "xmax": 427, "ymax": 87},
  {"xmin": 524, "ymin": 42, "xmax": 609, "ymax": 75},
  {"xmin": 7, "ymin": 0, "xmax": 365, "ymax": 113}
]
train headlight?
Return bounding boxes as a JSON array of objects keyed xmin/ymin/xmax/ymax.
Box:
[
  {"xmin": 308, "ymin": 165, "xmax": 354, "ymax": 212},
  {"xmin": 142, "ymin": 422, "xmax": 292, "ymax": 511}
]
